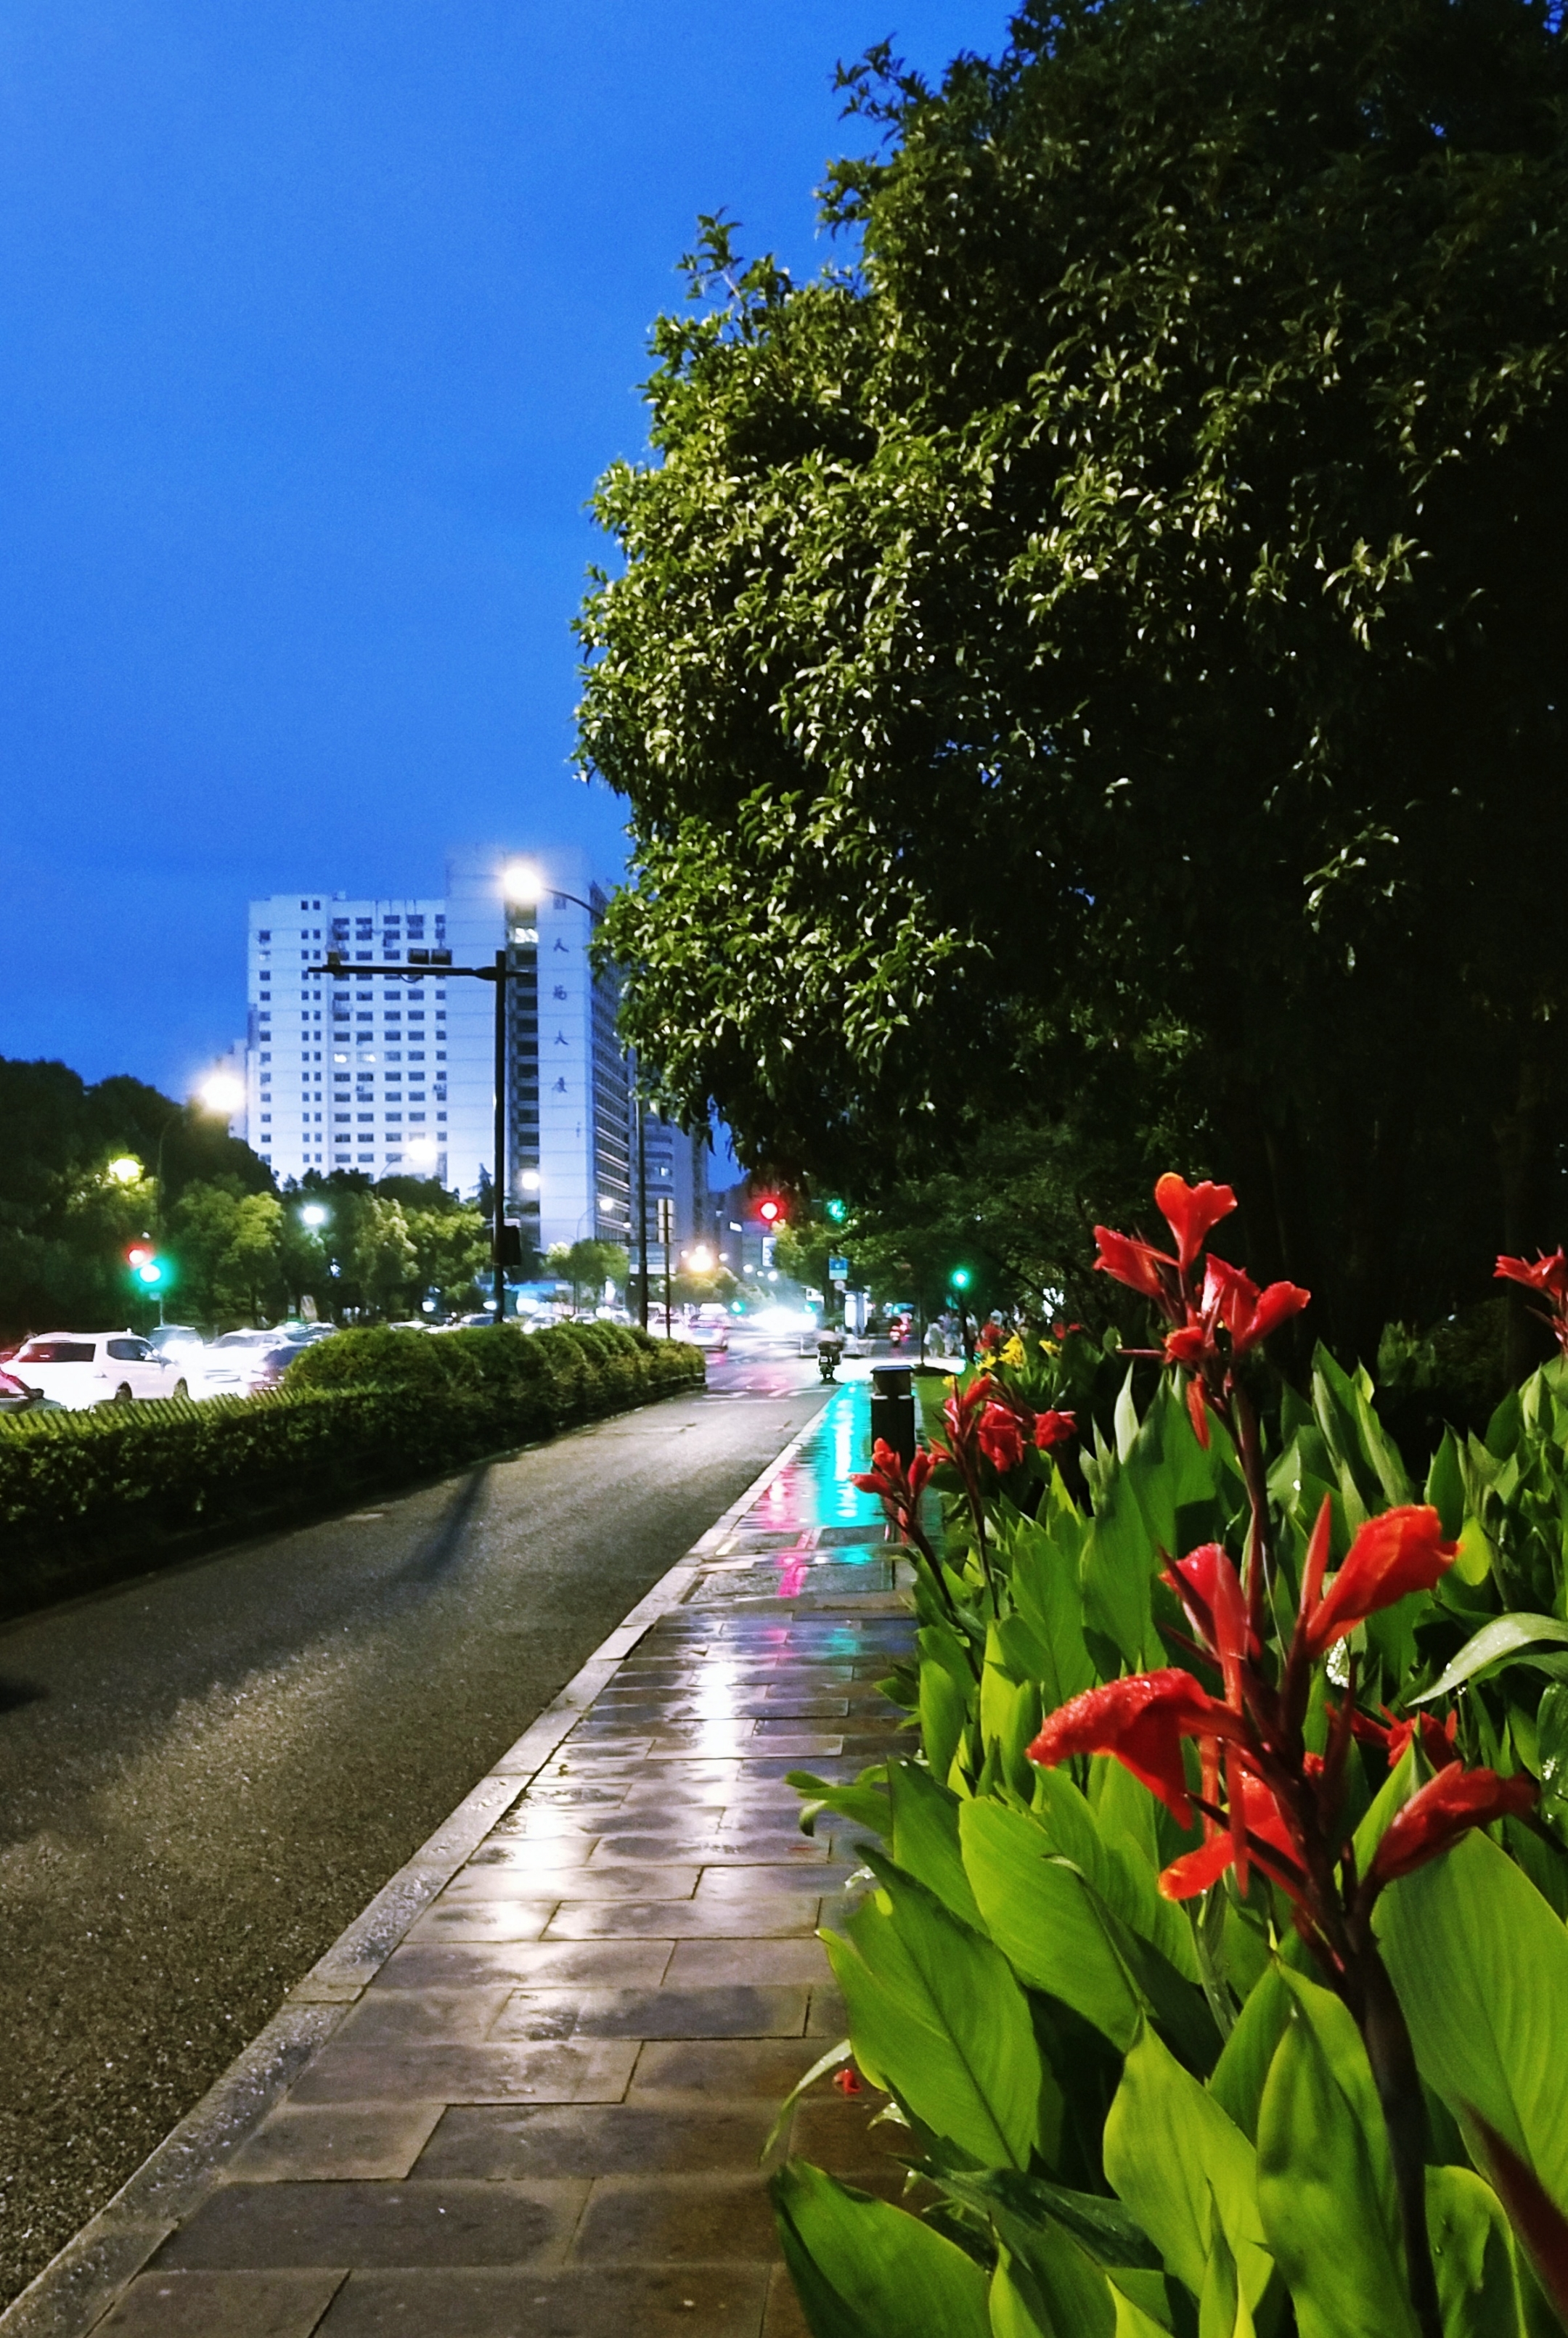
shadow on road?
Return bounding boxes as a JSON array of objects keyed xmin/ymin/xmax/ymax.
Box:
[{"xmin": 393, "ymin": 1465, "xmax": 491, "ymax": 1588}]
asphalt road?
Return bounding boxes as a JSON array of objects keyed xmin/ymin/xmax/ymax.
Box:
[{"xmin": 0, "ymin": 1343, "xmax": 826, "ymax": 2310}]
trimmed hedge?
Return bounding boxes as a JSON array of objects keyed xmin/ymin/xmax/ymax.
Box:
[{"xmin": 0, "ymin": 1323, "xmax": 703, "ymax": 1616}]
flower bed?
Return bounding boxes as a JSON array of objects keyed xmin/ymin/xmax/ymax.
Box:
[{"xmin": 775, "ymin": 1177, "xmax": 1568, "ymax": 2337}]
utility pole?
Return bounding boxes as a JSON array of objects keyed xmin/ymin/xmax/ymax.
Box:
[
  {"xmin": 491, "ymin": 947, "xmax": 507, "ymax": 1326},
  {"xmin": 634, "ymin": 1079, "xmax": 650, "ymax": 1331},
  {"xmin": 656, "ymin": 1195, "xmax": 674, "ymax": 1337}
]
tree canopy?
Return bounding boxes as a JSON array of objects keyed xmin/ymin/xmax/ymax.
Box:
[{"xmin": 579, "ymin": 0, "xmax": 1568, "ymax": 1357}]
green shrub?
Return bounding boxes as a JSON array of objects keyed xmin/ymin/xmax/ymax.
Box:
[{"xmin": 0, "ymin": 1326, "xmax": 703, "ymax": 1616}]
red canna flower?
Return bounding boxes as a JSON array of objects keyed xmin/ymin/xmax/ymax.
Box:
[
  {"xmin": 1367, "ymin": 1765, "xmax": 1538, "ymax": 1887},
  {"xmin": 1033, "ymin": 1408, "xmax": 1076, "ymax": 1452},
  {"xmin": 1027, "ymin": 1669, "xmax": 1246, "ymax": 1827},
  {"xmin": 1169, "ymin": 1543, "xmax": 1251, "ymax": 1693},
  {"xmin": 1300, "ymin": 1505, "xmax": 1457, "ymax": 1658},
  {"xmin": 1204, "ymin": 1256, "xmax": 1312, "ymax": 1357},
  {"xmin": 1495, "ymin": 1248, "xmax": 1568, "ymax": 1301},
  {"xmin": 1159, "ymin": 1769, "xmax": 1302, "ymax": 1901},
  {"xmin": 1495, "ymin": 1250, "xmax": 1568, "ymax": 1357},
  {"xmin": 1093, "ymin": 1226, "xmax": 1177, "ymax": 1305},
  {"xmin": 1351, "ymin": 1705, "xmax": 1460, "ymax": 1770},
  {"xmin": 1154, "ymin": 1172, "xmax": 1237, "ymax": 1269},
  {"xmin": 831, "ymin": 2065, "xmax": 864, "ymax": 2097},
  {"xmin": 977, "ymin": 1404, "xmax": 1027, "ymax": 1475},
  {"xmin": 852, "ymin": 1439, "xmax": 937, "ymax": 1516}
]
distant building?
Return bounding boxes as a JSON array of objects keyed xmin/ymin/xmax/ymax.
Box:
[
  {"xmin": 243, "ymin": 847, "xmax": 632, "ymax": 1252},
  {"xmin": 637, "ymin": 1110, "xmax": 713, "ymax": 1253}
]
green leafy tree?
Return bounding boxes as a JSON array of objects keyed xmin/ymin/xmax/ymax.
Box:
[
  {"xmin": 0, "ymin": 1057, "xmax": 271, "ymax": 1334},
  {"xmin": 346, "ymin": 1195, "xmax": 420, "ymax": 1319},
  {"xmin": 580, "ymin": 0, "xmax": 1568, "ymax": 1362},
  {"xmin": 547, "ymin": 1240, "xmax": 630, "ymax": 1312},
  {"xmin": 166, "ymin": 1182, "xmax": 287, "ymax": 1325}
]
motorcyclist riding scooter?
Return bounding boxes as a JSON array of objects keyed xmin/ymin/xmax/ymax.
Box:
[{"xmin": 817, "ymin": 1328, "xmax": 846, "ymax": 1383}]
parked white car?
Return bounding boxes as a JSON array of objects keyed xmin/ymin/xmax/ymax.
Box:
[{"xmin": 9, "ymin": 1331, "xmax": 190, "ymax": 1408}]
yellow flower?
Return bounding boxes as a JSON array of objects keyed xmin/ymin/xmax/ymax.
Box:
[{"xmin": 1000, "ymin": 1333, "xmax": 1026, "ymax": 1368}]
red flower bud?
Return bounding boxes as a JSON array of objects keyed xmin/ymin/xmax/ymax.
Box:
[
  {"xmin": 1033, "ymin": 1409, "xmax": 1076, "ymax": 1451},
  {"xmin": 1368, "ymin": 1765, "xmax": 1538, "ymax": 1887},
  {"xmin": 1302, "ymin": 1505, "xmax": 1458, "ymax": 1658}
]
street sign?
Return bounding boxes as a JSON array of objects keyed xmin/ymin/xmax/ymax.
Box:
[{"xmin": 828, "ymin": 1255, "xmax": 849, "ymax": 1281}]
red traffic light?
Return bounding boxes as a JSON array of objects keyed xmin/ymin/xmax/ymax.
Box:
[
  {"xmin": 756, "ymin": 1197, "xmax": 785, "ymax": 1227},
  {"xmin": 126, "ymin": 1243, "xmax": 154, "ymax": 1270}
]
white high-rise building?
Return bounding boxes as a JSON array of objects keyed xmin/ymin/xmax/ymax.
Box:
[{"xmin": 244, "ymin": 847, "xmax": 632, "ymax": 1252}]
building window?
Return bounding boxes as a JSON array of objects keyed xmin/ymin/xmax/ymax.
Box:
[{"xmin": 258, "ymin": 929, "xmax": 271, "ymax": 942}]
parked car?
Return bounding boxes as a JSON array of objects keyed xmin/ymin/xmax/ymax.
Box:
[
  {"xmin": 8, "ymin": 1332, "xmax": 190, "ymax": 1408},
  {"xmin": 247, "ymin": 1344, "xmax": 306, "ymax": 1392},
  {"xmin": 0, "ymin": 1368, "xmax": 64, "ymax": 1417}
]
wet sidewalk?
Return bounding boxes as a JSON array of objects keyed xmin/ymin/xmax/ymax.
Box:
[{"xmin": 31, "ymin": 1377, "xmax": 915, "ymax": 2337}]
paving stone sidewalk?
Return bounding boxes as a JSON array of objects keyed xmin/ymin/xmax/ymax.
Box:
[{"xmin": 36, "ymin": 1378, "xmax": 917, "ymax": 2337}]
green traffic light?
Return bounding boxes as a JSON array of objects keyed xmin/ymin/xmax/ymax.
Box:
[
  {"xmin": 949, "ymin": 1266, "xmax": 973, "ymax": 1291},
  {"xmin": 825, "ymin": 1197, "xmax": 849, "ymax": 1225}
]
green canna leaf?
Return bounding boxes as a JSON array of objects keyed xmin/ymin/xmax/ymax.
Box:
[
  {"xmin": 886, "ymin": 1758, "xmax": 984, "ymax": 1932},
  {"xmin": 1255, "ymin": 1979, "xmax": 1418, "ymax": 2338},
  {"xmin": 959, "ymin": 1799, "xmax": 1143, "ymax": 2050},
  {"xmin": 823, "ymin": 1849, "xmax": 1053, "ymax": 2170},
  {"xmin": 1376, "ymin": 1829, "xmax": 1568, "ymax": 2219},
  {"xmin": 1424, "ymin": 2162, "xmax": 1525, "ymax": 2338},
  {"xmin": 771, "ymin": 2159, "xmax": 991, "ymax": 2338},
  {"xmin": 1103, "ymin": 2024, "xmax": 1273, "ymax": 2314},
  {"xmin": 1411, "ymin": 1612, "xmax": 1568, "ymax": 1704}
]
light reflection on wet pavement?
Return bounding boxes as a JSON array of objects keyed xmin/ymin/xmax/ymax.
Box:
[{"xmin": 687, "ymin": 1368, "xmax": 911, "ymax": 1606}]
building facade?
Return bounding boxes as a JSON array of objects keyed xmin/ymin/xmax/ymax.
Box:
[
  {"xmin": 638, "ymin": 1111, "xmax": 713, "ymax": 1251},
  {"xmin": 245, "ymin": 848, "xmax": 632, "ymax": 1253}
]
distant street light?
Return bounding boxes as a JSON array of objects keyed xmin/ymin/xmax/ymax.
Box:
[
  {"xmin": 686, "ymin": 1244, "xmax": 714, "ymax": 1273},
  {"xmin": 299, "ymin": 1203, "xmax": 330, "ymax": 1229},
  {"xmin": 107, "ymin": 1156, "xmax": 142, "ymax": 1185},
  {"xmin": 197, "ymin": 1072, "xmax": 245, "ymax": 1117}
]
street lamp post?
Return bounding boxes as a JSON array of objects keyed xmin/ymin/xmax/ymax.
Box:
[{"xmin": 310, "ymin": 942, "xmax": 519, "ymax": 1326}]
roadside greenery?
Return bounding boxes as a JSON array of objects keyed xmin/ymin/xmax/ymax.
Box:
[
  {"xmin": 0, "ymin": 1323, "xmax": 703, "ymax": 1615},
  {"xmin": 776, "ymin": 1177, "xmax": 1568, "ymax": 2335},
  {"xmin": 581, "ymin": 0, "xmax": 1568, "ymax": 1360}
]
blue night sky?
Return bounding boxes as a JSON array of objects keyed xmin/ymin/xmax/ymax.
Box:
[{"xmin": 0, "ymin": 0, "xmax": 1005, "ymax": 1100}]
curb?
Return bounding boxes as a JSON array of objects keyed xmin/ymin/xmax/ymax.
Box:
[{"xmin": 0, "ymin": 1396, "xmax": 828, "ymax": 2338}]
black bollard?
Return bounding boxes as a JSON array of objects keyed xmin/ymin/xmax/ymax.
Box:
[{"xmin": 869, "ymin": 1363, "xmax": 917, "ymax": 1469}]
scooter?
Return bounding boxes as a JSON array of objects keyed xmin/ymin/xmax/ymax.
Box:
[{"xmin": 817, "ymin": 1333, "xmax": 845, "ymax": 1383}]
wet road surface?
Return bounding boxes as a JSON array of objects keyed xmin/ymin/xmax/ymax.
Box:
[{"xmin": 0, "ymin": 1346, "xmax": 825, "ymax": 2309}]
